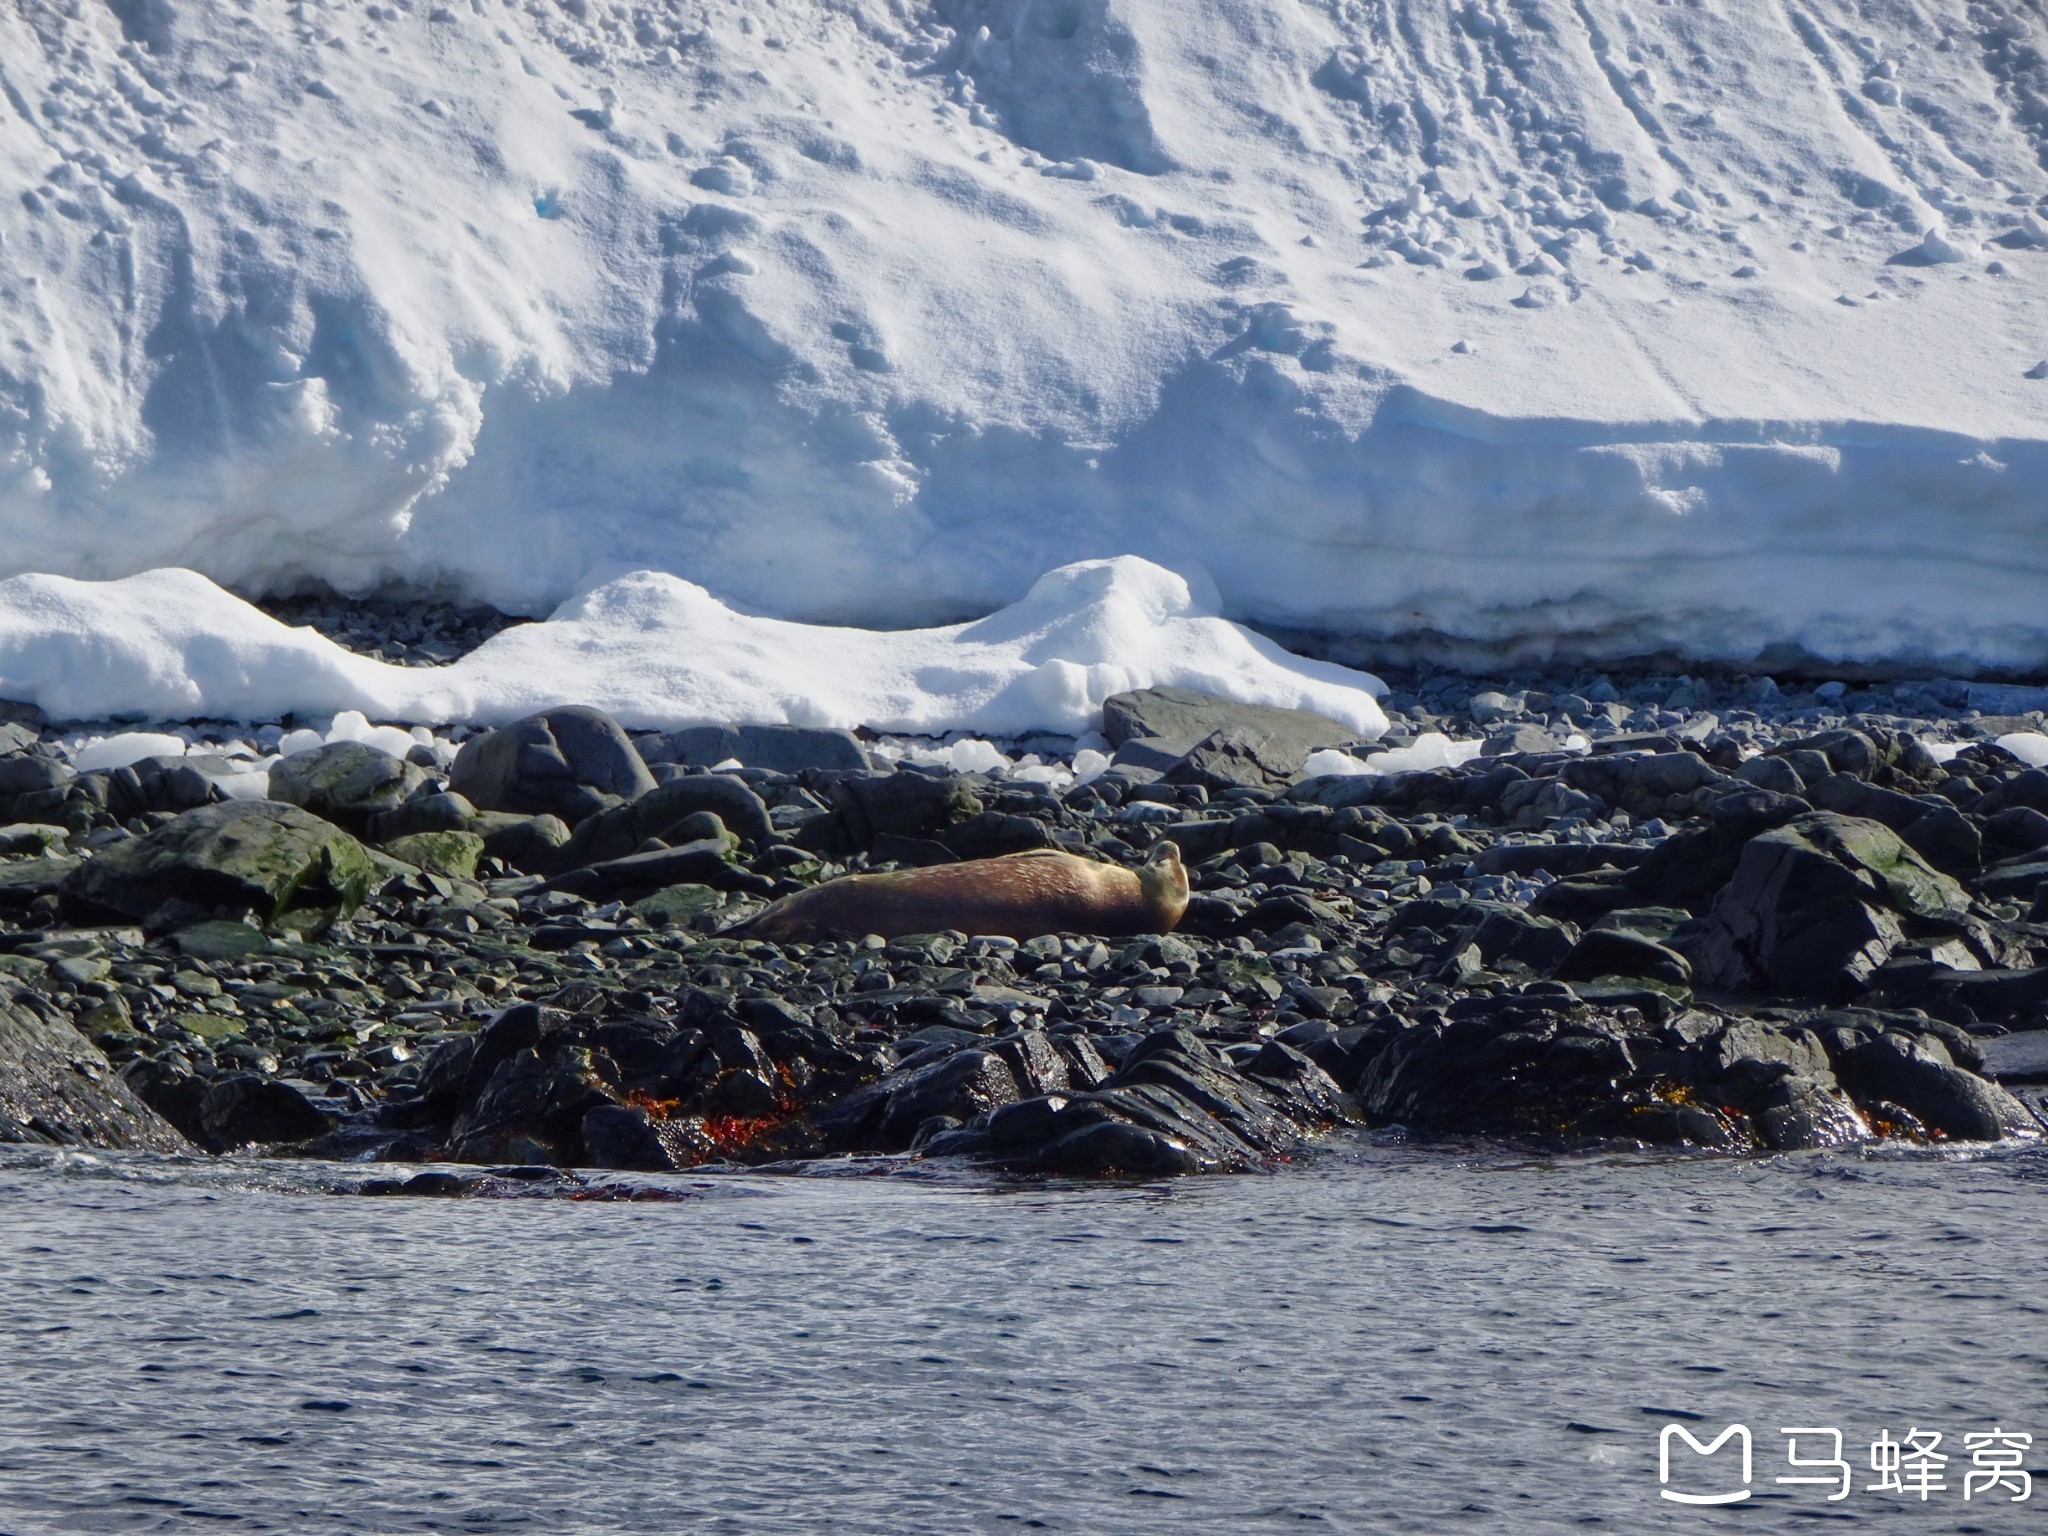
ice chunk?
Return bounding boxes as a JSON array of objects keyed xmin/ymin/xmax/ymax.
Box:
[{"xmin": 1996, "ymin": 732, "xmax": 2048, "ymax": 768}]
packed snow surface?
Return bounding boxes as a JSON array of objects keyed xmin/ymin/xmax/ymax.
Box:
[
  {"xmin": 0, "ymin": 556, "xmax": 1389, "ymax": 736},
  {"xmin": 3, "ymin": 1, "xmax": 2047, "ymax": 668}
]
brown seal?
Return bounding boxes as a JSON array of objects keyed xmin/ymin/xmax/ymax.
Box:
[{"xmin": 725, "ymin": 842, "xmax": 1188, "ymax": 943}]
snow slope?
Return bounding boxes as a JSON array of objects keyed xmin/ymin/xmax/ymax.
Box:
[
  {"xmin": 1, "ymin": 0, "xmax": 2046, "ymax": 668},
  {"xmin": 0, "ymin": 556, "xmax": 1390, "ymax": 734}
]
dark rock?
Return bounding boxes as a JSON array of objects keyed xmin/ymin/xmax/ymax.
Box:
[
  {"xmin": 556, "ymin": 776, "xmax": 773, "ymax": 871},
  {"xmin": 471, "ymin": 811, "xmax": 572, "ymax": 872},
  {"xmin": 581, "ymin": 1103, "xmax": 698, "ymax": 1171},
  {"xmin": 828, "ymin": 768, "xmax": 983, "ymax": 853},
  {"xmin": 60, "ymin": 800, "xmax": 375, "ymax": 932},
  {"xmin": 1831, "ymin": 1030, "xmax": 2038, "ymax": 1141},
  {"xmin": 637, "ymin": 724, "xmax": 871, "ymax": 775},
  {"xmin": 1976, "ymin": 1030, "xmax": 2048, "ymax": 1084},
  {"xmin": 1690, "ymin": 813, "xmax": 1970, "ymax": 1000},
  {"xmin": 450, "ymin": 707, "xmax": 656, "ymax": 823},
  {"xmin": 1163, "ymin": 726, "xmax": 1311, "ymax": 791},
  {"xmin": 366, "ymin": 791, "xmax": 477, "ymax": 843},
  {"xmin": 103, "ymin": 755, "xmax": 223, "ymax": 820},
  {"xmin": 1472, "ymin": 842, "xmax": 1648, "ymax": 879},
  {"xmin": 198, "ymin": 1072, "xmax": 333, "ymax": 1150},
  {"xmin": 1386, "ymin": 898, "xmax": 1579, "ymax": 975},
  {"xmin": 545, "ymin": 838, "xmax": 765, "ymax": 899},
  {"xmin": 269, "ymin": 742, "xmax": 430, "ymax": 834},
  {"xmin": 0, "ymin": 993, "xmax": 188, "ymax": 1150},
  {"xmin": 1554, "ymin": 929, "xmax": 1692, "ymax": 988},
  {"xmin": 382, "ymin": 830, "xmax": 485, "ymax": 879}
]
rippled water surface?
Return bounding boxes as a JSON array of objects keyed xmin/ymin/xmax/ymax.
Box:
[{"xmin": 4, "ymin": 1138, "xmax": 2047, "ymax": 1534}]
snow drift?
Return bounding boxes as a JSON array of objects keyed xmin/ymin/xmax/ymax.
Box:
[
  {"xmin": 1, "ymin": 1, "xmax": 2046, "ymax": 667},
  {"xmin": 0, "ymin": 556, "xmax": 1390, "ymax": 735}
]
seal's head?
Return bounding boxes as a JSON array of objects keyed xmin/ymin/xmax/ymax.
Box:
[{"xmin": 1136, "ymin": 839, "xmax": 1190, "ymax": 932}]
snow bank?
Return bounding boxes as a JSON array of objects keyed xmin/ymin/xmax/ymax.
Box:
[
  {"xmin": 2, "ymin": 2, "xmax": 2046, "ymax": 668},
  {"xmin": 0, "ymin": 558, "xmax": 1388, "ymax": 737}
]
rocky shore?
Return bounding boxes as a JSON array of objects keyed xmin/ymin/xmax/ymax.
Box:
[{"xmin": 7, "ymin": 662, "xmax": 2048, "ymax": 1183}]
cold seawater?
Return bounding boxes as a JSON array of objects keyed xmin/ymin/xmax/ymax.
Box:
[{"xmin": 3, "ymin": 1140, "xmax": 2046, "ymax": 1535}]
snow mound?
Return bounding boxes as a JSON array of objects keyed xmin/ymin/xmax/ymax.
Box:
[
  {"xmin": 0, "ymin": 557, "xmax": 1387, "ymax": 738},
  {"xmin": 1304, "ymin": 734, "xmax": 1485, "ymax": 780},
  {"xmin": 1, "ymin": 3, "xmax": 2045, "ymax": 667}
]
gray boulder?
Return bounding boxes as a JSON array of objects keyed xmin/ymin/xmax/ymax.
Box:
[
  {"xmin": 0, "ymin": 992, "xmax": 189, "ymax": 1151},
  {"xmin": 451, "ymin": 707, "xmax": 656, "ymax": 824},
  {"xmin": 1102, "ymin": 687, "xmax": 1370, "ymax": 758},
  {"xmin": 269, "ymin": 741, "xmax": 429, "ymax": 834},
  {"xmin": 61, "ymin": 800, "xmax": 376, "ymax": 932},
  {"xmin": 638, "ymin": 724, "xmax": 871, "ymax": 774}
]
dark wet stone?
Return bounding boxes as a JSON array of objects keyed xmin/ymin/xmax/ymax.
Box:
[
  {"xmin": 1830, "ymin": 1030, "xmax": 2038, "ymax": 1142},
  {"xmin": 198, "ymin": 1072, "xmax": 333, "ymax": 1150},
  {"xmin": 1554, "ymin": 929, "xmax": 1692, "ymax": 988},
  {"xmin": 826, "ymin": 769, "xmax": 983, "ymax": 854},
  {"xmin": 367, "ymin": 791, "xmax": 477, "ymax": 843},
  {"xmin": 1, "ymin": 994, "xmax": 188, "ymax": 1151}
]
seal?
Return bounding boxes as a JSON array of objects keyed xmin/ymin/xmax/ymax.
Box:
[{"xmin": 724, "ymin": 842, "xmax": 1188, "ymax": 943}]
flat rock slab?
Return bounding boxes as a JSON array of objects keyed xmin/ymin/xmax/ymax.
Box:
[
  {"xmin": 1101, "ymin": 687, "xmax": 1371, "ymax": 757},
  {"xmin": 0, "ymin": 992, "xmax": 188, "ymax": 1150},
  {"xmin": 1977, "ymin": 1030, "xmax": 2048, "ymax": 1084}
]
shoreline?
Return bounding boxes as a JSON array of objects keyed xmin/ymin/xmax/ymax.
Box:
[{"xmin": 6, "ymin": 663, "xmax": 2048, "ymax": 1184}]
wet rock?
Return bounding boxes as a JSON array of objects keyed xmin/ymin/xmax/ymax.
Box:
[
  {"xmin": 103, "ymin": 755, "xmax": 224, "ymax": 820},
  {"xmin": 1, "ymin": 993, "xmax": 189, "ymax": 1150},
  {"xmin": 451, "ymin": 706, "xmax": 656, "ymax": 823},
  {"xmin": 269, "ymin": 741, "xmax": 430, "ymax": 835},
  {"xmin": 197, "ymin": 1072, "xmax": 333, "ymax": 1150},
  {"xmin": 60, "ymin": 801, "xmax": 375, "ymax": 933},
  {"xmin": 1830, "ymin": 1029, "xmax": 2038, "ymax": 1142},
  {"xmin": 1386, "ymin": 898, "xmax": 1578, "ymax": 976},
  {"xmin": 1162, "ymin": 727, "xmax": 1314, "ymax": 791}
]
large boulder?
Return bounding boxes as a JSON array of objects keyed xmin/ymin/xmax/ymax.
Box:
[
  {"xmin": 269, "ymin": 740, "xmax": 429, "ymax": 834},
  {"xmin": 61, "ymin": 800, "xmax": 376, "ymax": 932},
  {"xmin": 0, "ymin": 992, "xmax": 189, "ymax": 1151},
  {"xmin": 1689, "ymin": 812, "xmax": 1971, "ymax": 1001},
  {"xmin": 1829, "ymin": 1029, "xmax": 2038, "ymax": 1141},
  {"xmin": 1104, "ymin": 687, "xmax": 1371, "ymax": 789},
  {"xmin": 1103, "ymin": 687, "xmax": 1369, "ymax": 757},
  {"xmin": 451, "ymin": 707, "xmax": 656, "ymax": 824}
]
